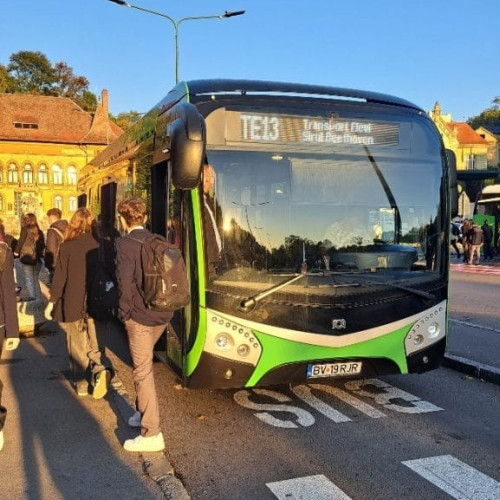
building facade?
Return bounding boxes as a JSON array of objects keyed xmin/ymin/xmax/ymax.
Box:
[
  {"xmin": 475, "ymin": 125, "xmax": 500, "ymax": 168},
  {"xmin": 0, "ymin": 90, "xmax": 122, "ymax": 235},
  {"xmin": 429, "ymin": 102, "xmax": 496, "ymax": 217}
]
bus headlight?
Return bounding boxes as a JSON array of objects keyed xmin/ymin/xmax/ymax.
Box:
[
  {"xmin": 405, "ymin": 302, "xmax": 446, "ymax": 356},
  {"xmin": 237, "ymin": 344, "xmax": 250, "ymax": 357},
  {"xmin": 215, "ymin": 333, "xmax": 234, "ymax": 350},
  {"xmin": 205, "ymin": 310, "xmax": 262, "ymax": 365}
]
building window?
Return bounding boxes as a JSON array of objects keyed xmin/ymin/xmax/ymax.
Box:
[
  {"xmin": 23, "ymin": 164, "xmax": 34, "ymax": 184},
  {"xmin": 8, "ymin": 163, "xmax": 19, "ymax": 184},
  {"xmin": 0, "ymin": 166, "xmax": 3, "ymax": 183},
  {"xmin": 0, "ymin": 195, "xmax": 3, "ymax": 211},
  {"xmin": 67, "ymin": 166, "xmax": 77, "ymax": 185},
  {"xmin": 13, "ymin": 121, "xmax": 38, "ymax": 129},
  {"xmin": 54, "ymin": 196, "xmax": 63, "ymax": 210},
  {"xmin": 52, "ymin": 164, "xmax": 63, "ymax": 185},
  {"xmin": 38, "ymin": 164, "xmax": 48, "ymax": 184},
  {"xmin": 69, "ymin": 196, "xmax": 77, "ymax": 212},
  {"xmin": 467, "ymin": 154, "xmax": 475, "ymax": 170}
]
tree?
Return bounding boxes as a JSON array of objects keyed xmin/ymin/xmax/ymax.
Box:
[
  {"xmin": 0, "ymin": 64, "xmax": 15, "ymax": 92},
  {"xmin": 3, "ymin": 50, "xmax": 98, "ymax": 111},
  {"xmin": 467, "ymin": 97, "xmax": 500, "ymax": 130},
  {"xmin": 7, "ymin": 50, "xmax": 56, "ymax": 94},
  {"xmin": 111, "ymin": 111, "xmax": 143, "ymax": 130}
]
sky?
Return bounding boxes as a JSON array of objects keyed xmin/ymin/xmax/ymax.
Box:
[{"xmin": 1, "ymin": 0, "xmax": 499, "ymax": 121}]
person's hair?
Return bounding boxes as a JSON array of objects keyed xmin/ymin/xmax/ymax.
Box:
[
  {"xmin": 117, "ymin": 197, "xmax": 147, "ymax": 226},
  {"xmin": 23, "ymin": 213, "xmax": 40, "ymax": 241},
  {"xmin": 65, "ymin": 208, "xmax": 95, "ymax": 242},
  {"xmin": 0, "ymin": 218, "xmax": 4, "ymax": 242},
  {"xmin": 47, "ymin": 208, "xmax": 62, "ymax": 219}
]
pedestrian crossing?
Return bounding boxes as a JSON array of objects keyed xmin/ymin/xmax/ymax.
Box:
[
  {"xmin": 266, "ymin": 455, "xmax": 500, "ymax": 499},
  {"xmin": 450, "ymin": 262, "xmax": 500, "ymax": 275}
]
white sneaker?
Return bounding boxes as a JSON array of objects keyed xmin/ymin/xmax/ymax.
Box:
[
  {"xmin": 124, "ymin": 432, "xmax": 165, "ymax": 452},
  {"xmin": 128, "ymin": 411, "xmax": 141, "ymax": 428},
  {"xmin": 0, "ymin": 430, "xmax": 4, "ymax": 451}
]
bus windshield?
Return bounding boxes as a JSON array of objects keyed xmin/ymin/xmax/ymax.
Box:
[{"xmin": 201, "ymin": 109, "xmax": 445, "ymax": 320}]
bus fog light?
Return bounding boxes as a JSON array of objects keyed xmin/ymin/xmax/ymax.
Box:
[
  {"xmin": 427, "ymin": 322, "xmax": 440, "ymax": 339},
  {"xmin": 215, "ymin": 333, "xmax": 234, "ymax": 350},
  {"xmin": 413, "ymin": 334, "xmax": 424, "ymax": 346},
  {"xmin": 237, "ymin": 344, "xmax": 250, "ymax": 357}
]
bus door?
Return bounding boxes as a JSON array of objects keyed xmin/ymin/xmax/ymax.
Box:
[{"xmin": 150, "ymin": 161, "xmax": 189, "ymax": 380}]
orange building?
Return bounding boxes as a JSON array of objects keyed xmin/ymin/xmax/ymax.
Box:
[{"xmin": 0, "ymin": 90, "xmax": 122, "ymax": 235}]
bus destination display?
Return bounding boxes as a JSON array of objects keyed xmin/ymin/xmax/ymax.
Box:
[{"xmin": 229, "ymin": 112, "xmax": 399, "ymax": 147}]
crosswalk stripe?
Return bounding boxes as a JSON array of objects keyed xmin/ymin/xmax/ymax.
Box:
[
  {"xmin": 403, "ymin": 455, "xmax": 500, "ymax": 499},
  {"xmin": 266, "ymin": 475, "xmax": 352, "ymax": 500}
]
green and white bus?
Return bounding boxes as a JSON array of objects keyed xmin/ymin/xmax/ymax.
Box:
[{"xmin": 78, "ymin": 79, "xmax": 456, "ymax": 388}]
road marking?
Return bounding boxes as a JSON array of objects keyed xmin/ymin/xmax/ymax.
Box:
[
  {"xmin": 233, "ymin": 389, "xmax": 315, "ymax": 428},
  {"xmin": 307, "ymin": 383, "xmax": 386, "ymax": 418},
  {"xmin": 451, "ymin": 263, "xmax": 500, "ymax": 275},
  {"xmin": 267, "ymin": 475, "xmax": 352, "ymax": 500},
  {"xmin": 403, "ymin": 455, "xmax": 500, "ymax": 499}
]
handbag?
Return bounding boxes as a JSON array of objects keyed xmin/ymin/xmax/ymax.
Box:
[{"xmin": 86, "ymin": 244, "xmax": 118, "ymax": 321}]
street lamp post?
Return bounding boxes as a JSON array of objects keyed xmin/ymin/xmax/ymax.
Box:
[{"xmin": 106, "ymin": 0, "xmax": 245, "ymax": 83}]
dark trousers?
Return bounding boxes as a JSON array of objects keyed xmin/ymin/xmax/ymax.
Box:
[{"xmin": 483, "ymin": 241, "xmax": 494, "ymax": 260}]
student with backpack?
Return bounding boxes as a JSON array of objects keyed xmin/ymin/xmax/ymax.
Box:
[
  {"xmin": 115, "ymin": 197, "xmax": 173, "ymax": 453},
  {"xmin": 44, "ymin": 208, "xmax": 112, "ymax": 398},
  {"xmin": 14, "ymin": 213, "xmax": 45, "ymax": 301},
  {"xmin": 44, "ymin": 208, "xmax": 68, "ymax": 287}
]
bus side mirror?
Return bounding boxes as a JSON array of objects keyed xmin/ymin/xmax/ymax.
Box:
[
  {"xmin": 167, "ymin": 103, "xmax": 206, "ymax": 190},
  {"xmin": 446, "ymin": 149, "xmax": 458, "ymax": 218}
]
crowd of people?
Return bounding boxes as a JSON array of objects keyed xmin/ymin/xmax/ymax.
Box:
[
  {"xmin": 450, "ymin": 217, "xmax": 496, "ymax": 264},
  {"xmin": 0, "ymin": 199, "xmax": 167, "ymax": 454}
]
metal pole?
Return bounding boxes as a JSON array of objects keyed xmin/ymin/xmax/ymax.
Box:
[{"xmin": 105, "ymin": 1, "xmax": 245, "ymax": 84}]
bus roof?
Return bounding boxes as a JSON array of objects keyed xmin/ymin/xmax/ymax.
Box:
[{"xmin": 182, "ymin": 79, "xmax": 423, "ymax": 112}]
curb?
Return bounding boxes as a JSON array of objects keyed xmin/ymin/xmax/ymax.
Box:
[{"xmin": 443, "ymin": 353, "xmax": 500, "ymax": 386}]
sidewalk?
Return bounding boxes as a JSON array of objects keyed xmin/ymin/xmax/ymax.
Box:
[
  {"xmin": 445, "ymin": 252, "xmax": 500, "ymax": 385},
  {"xmin": 3, "ymin": 265, "xmax": 189, "ymax": 500},
  {"xmin": 0, "ymin": 328, "xmax": 164, "ymax": 500}
]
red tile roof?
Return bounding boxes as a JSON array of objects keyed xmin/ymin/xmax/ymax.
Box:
[
  {"xmin": 446, "ymin": 121, "xmax": 488, "ymax": 145},
  {"xmin": 0, "ymin": 93, "xmax": 123, "ymax": 145}
]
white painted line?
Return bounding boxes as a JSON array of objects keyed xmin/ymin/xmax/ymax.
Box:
[
  {"xmin": 310, "ymin": 383, "xmax": 386, "ymax": 418},
  {"xmin": 403, "ymin": 455, "xmax": 500, "ymax": 500},
  {"xmin": 267, "ymin": 475, "xmax": 352, "ymax": 500}
]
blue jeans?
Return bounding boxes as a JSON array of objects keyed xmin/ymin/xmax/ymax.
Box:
[{"xmin": 20, "ymin": 261, "xmax": 42, "ymax": 299}]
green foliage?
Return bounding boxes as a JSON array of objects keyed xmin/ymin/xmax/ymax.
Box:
[
  {"xmin": 467, "ymin": 96, "xmax": 500, "ymax": 129},
  {"xmin": 111, "ymin": 111, "xmax": 143, "ymax": 130},
  {"xmin": 7, "ymin": 50, "xmax": 56, "ymax": 94},
  {"xmin": 2, "ymin": 50, "xmax": 98, "ymax": 111},
  {"xmin": 0, "ymin": 64, "xmax": 15, "ymax": 92}
]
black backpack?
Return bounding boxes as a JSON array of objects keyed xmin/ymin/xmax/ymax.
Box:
[
  {"xmin": 130, "ymin": 234, "xmax": 190, "ymax": 312},
  {"xmin": 20, "ymin": 234, "xmax": 37, "ymax": 265},
  {"xmin": 87, "ymin": 245, "xmax": 118, "ymax": 321}
]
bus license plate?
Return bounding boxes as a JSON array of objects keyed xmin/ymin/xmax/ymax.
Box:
[{"xmin": 307, "ymin": 361, "xmax": 362, "ymax": 378}]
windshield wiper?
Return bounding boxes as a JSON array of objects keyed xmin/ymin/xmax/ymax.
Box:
[
  {"xmin": 239, "ymin": 271, "xmax": 307, "ymax": 313},
  {"xmin": 363, "ymin": 280, "xmax": 435, "ymax": 301}
]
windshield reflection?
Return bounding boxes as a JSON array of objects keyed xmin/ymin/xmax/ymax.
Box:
[{"xmin": 202, "ymin": 148, "xmax": 444, "ymax": 290}]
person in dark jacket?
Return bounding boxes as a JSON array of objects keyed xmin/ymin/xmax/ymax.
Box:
[
  {"xmin": 44, "ymin": 208, "xmax": 112, "ymax": 398},
  {"xmin": 116, "ymin": 197, "xmax": 171, "ymax": 453},
  {"xmin": 0, "ymin": 240, "xmax": 20, "ymax": 451},
  {"xmin": 44, "ymin": 208, "xmax": 68, "ymax": 286},
  {"xmin": 481, "ymin": 220, "xmax": 494, "ymax": 261},
  {"xmin": 14, "ymin": 213, "xmax": 45, "ymax": 301}
]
